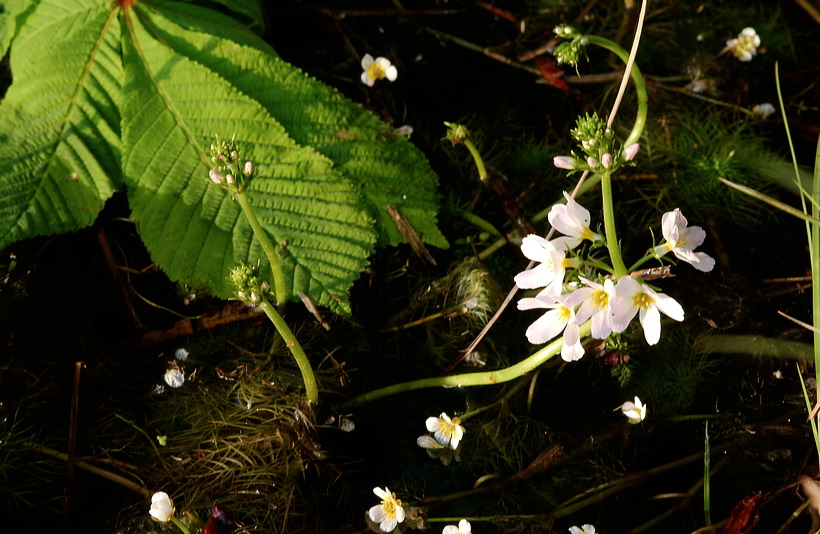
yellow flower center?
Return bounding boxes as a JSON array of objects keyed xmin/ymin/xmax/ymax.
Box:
[
  {"xmin": 591, "ymin": 288, "xmax": 609, "ymax": 309},
  {"xmin": 366, "ymin": 63, "xmax": 387, "ymax": 82},
  {"xmin": 382, "ymin": 495, "xmax": 401, "ymax": 518},
  {"xmin": 581, "ymin": 227, "xmax": 599, "ymax": 241},
  {"xmin": 632, "ymin": 290, "xmax": 654, "ymax": 310},
  {"xmin": 558, "ymin": 306, "xmax": 572, "ymax": 321}
]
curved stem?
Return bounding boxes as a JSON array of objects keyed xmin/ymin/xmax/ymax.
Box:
[
  {"xmin": 627, "ymin": 252, "xmax": 658, "ymax": 273},
  {"xmin": 599, "ymin": 169, "xmax": 629, "ymax": 276},
  {"xmin": 585, "ymin": 35, "xmax": 648, "ymax": 147},
  {"xmin": 463, "ymin": 139, "xmax": 488, "ymax": 181},
  {"xmin": 345, "ymin": 322, "xmax": 591, "ymax": 407},
  {"xmin": 258, "ymin": 300, "xmax": 319, "ymax": 404},
  {"xmin": 236, "ymin": 191, "xmax": 287, "ymax": 305}
]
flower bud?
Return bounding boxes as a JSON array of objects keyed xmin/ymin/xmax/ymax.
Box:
[
  {"xmin": 601, "ymin": 153, "xmax": 612, "ymax": 168},
  {"xmin": 250, "ymin": 292, "xmax": 260, "ymax": 302},
  {"xmin": 553, "ymin": 156, "xmax": 578, "ymax": 170},
  {"xmin": 261, "ymin": 281, "xmax": 270, "ymax": 291},
  {"xmin": 226, "ymin": 174, "xmax": 235, "ymax": 184},
  {"xmin": 209, "ymin": 170, "xmax": 223, "ymax": 183},
  {"xmin": 586, "ymin": 156, "xmax": 598, "ymax": 168},
  {"xmin": 622, "ymin": 143, "xmax": 640, "ymax": 161},
  {"xmin": 244, "ymin": 161, "xmax": 254, "ymax": 176}
]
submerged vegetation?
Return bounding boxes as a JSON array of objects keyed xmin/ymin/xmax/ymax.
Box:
[{"xmin": 1, "ymin": 0, "xmax": 820, "ymax": 533}]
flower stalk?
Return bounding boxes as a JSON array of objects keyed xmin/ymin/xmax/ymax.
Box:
[
  {"xmin": 345, "ymin": 321, "xmax": 591, "ymax": 407},
  {"xmin": 236, "ymin": 191, "xmax": 287, "ymax": 305}
]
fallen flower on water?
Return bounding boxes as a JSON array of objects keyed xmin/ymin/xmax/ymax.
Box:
[
  {"xmin": 369, "ymin": 487, "xmax": 405, "ymax": 533},
  {"xmin": 361, "ymin": 54, "xmax": 398, "ymax": 86},
  {"xmin": 621, "ymin": 396, "xmax": 647, "ymax": 424},
  {"xmin": 417, "ymin": 435, "xmax": 461, "ymax": 465},
  {"xmin": 425, "ymin": 412, "xmax": 465, "ymax": 449},
  {"xmin": 725, "ymin": 27, "xmax": 760, "ymax": 61},
  {"xmin": 442, "ymin": 519, "xmax": 472, "ymax": 534},
  {"xmin": 164, "ymin": 367, "xmax": 185, "ymax": 388},
  {"xmin": 149, "ymin": 492, "xmax": 175, "ymax": 523}
]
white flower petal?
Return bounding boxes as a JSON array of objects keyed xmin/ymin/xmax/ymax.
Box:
[
  {"xmin": 525, "ymin": 308, "xmax": 568, "ymax": 344},
  {"xmin": 361, "ymin": 54, "xmax": 375, "ymax": 68},
  {"xmin": 652, "ymin": 291, "xmax": 685, "ymax": 322},
  {"xmin": 386, "ymin": 65, "xmax": 398, "ymax": 81},
  {"xmin": 639, "ymin": 305, "xmax": 662, "ymax": 345}
]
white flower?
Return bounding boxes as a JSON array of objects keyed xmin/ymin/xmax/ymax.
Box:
[
  {"xmin": 369, "ymin": 487, "xmax": 405, "ymax": 532},
  {"xmin": 361, "ymin": 54, "xmax": 398, "ymax": 86},
  {"xmin": 425, "ymin": 413, "xmax": 465, "ymax": 449},
  {"xmin": 726, "ymin": 27, "xmax": 760, "ymax": 61},
  {"xmin": 442, "ymin": 519, "xmax": 472, "ymax": 534},
  {"xmin": 569, "ymin": 525, "xmax": 596, "ymax": 534},
  {"xmin": 174, "ymin": 348, "xmax": 189, "ymax": 361},
  {"xmin": 653, "ymin": 208, "xmax": 715, "ymax": 272},
  {"xmin": 611, "ymin": 276, "xmax": 684, "ymax": 346},
  {"xmin": 621, "ymin": 396, "xmax": 647, "ymax": 424},
  {"xmin": 548, "ymin": 192, "xmax": 602, "ymax": 251},
  {"xmin": 417, "ymin": 435, "xmax": 462, "ymax": 465},
  {"xmin": 562, "ymin": 277, "xmax": 616, "ymax": 339},
  {"xmin": 163, "ymin": 367, "xmax": 185, "ymax": 388},
  {"xmin": 751, "ymin": 103, "xmax": 775, "ymax": 120},
  {"xmin": 149, "ymin": 492, "xmax": 175, "ymax": 523},
  {"xmin": 514, "ymin": 235, "xmax": 579, "ymax": 298},
  {"xmin": 622, "ymin": 143, "xmax": 640, "ymax": 161},
  {"xmin": 517, "ymin": 293, "xmax": 584, "ymax": 361},
  {"xmin": 554, "ymin": 155, "xmax": 580, "ymax": 170}
]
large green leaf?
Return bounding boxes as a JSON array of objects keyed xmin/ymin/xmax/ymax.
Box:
[
  {"xmin": 0, "ymin": 0, "xmax": 122, "ymax": 243},
  {"xmin": 143, "ymin": 1, "xmax": 448, "ymax": 249},
  {"xmin": 0, "ymin": 0, "xmax": 446, "ymax": 313}
]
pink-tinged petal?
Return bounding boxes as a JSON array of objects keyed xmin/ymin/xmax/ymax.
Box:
[
  {"xmin": 562, "ymin": 286, "xmax": 594, "ymax": 311},
  {"xmin": 679, "ymin": 225, "xmax": 706, "ymax": 248},
  {"xmin": 561, "ymin": 320, "xmax": 585, "ymax": 361},
  {"xmin": 525, "ymin": 309, "xmax": 567, "ymax": 344},
  {"xmin": 652, "ymin": 292, "xmax": 685, "ymax": 322},
  {"xmin": 517, "ymin": 296, "xmax": 557, "ymax": 311},
  {"xmin": 622, "ymin": 143, "xmax": 640, "ymax": 161},
  {"xmin": 590, "ymin": 309, "xmax": 612, "ymax": 339},
  {"xmin": 514, "ymin": 264, "xmax": 554, "ymax": 289},
  {"xmin": 520, "ymin": 234, "xmax": 556, "ymax": 262},
  {"xmin": 549, "ymin": 235, "xmax": 582, "ymax": 251},
  {"xmin": 639, "ymin": 305, "xmax": 662, "ymax": 345},
  {"xmin": 553, "ymin": 155, "xmax": 578, "ymax": 169}
]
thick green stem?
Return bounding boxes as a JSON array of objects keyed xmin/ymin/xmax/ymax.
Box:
[
  {"xmin": 236, "ymin": 191, "xmax": 287, "ymax": 305},
  {"xmin": 585, "ymin": 35, "xmax": 648, "ymax": 146},
  {"xmin": 463, "ymin": 139, "xmax": 488, "ymax": 181},
  {"xmin": 600, "ymin": 170, "xmax": 629, "ymax": 276},
  {"xmin": 259, "ymin": 300, "xmax": 319, "ymax": 404},
  {"xmin": 345, "ymin": 322, "xmax": 591, "ymax": 407},
  {"xmin": 170, "ymin": 516, "xmax": 191, "ymax": 534}
]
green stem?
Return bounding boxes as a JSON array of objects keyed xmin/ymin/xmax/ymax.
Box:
[
  {"xmin": 345, "ymin": 322, "xmax": 591, "ymax": 407},
  {"xmin": 600, "ymin": 169, "xmax": 629, "ymax": 276},
  {"xmin": 585, "ymin": 35, "xmax": 648, "ymax": 146},
  {"xmin": 463, "ymin": 139, "xmax": 488, "ymax": 181},
  {"xmin": 258, "ymin": 300, "xmax": 319, "ymax": 404},
  {"xmin": 170, "ymin": 515, "xmax": 191, "ymax": 534},
  {"xmin": 627, "ymin": 253, "xmax": 658, "ymax": 273},
  {"xmin": 236, "ymin": 191, "xmax": 287, "ymax": 305}
]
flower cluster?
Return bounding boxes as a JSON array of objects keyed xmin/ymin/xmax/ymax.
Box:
[
  {"xmin": 361, "ymin": 54, "xmax": 398, "ymax": 86},
  {"xmin": 553, "ymin": 25, "xmax": 585, "ymax": 66},
  {"xmin": 516, "ymin": 195, "xmax": 713, "ymax": 352},
  {"xmin": 553, "ymin": 113, "xmax": 640, "ymax": 175},
  {"xmin": 207, "ymin": 133, "xmax": 256, "ymax": 195},
  {"xmin": 725, "ymin": 27, "xmax": 761, "ymax": 62},
  {"xmin": 418, "ymin": 413, "xmax": 465, "ymax": 465},
  {"xmin": 229, "ymin": 260, "xmax": 274, "ymax": 305}
]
